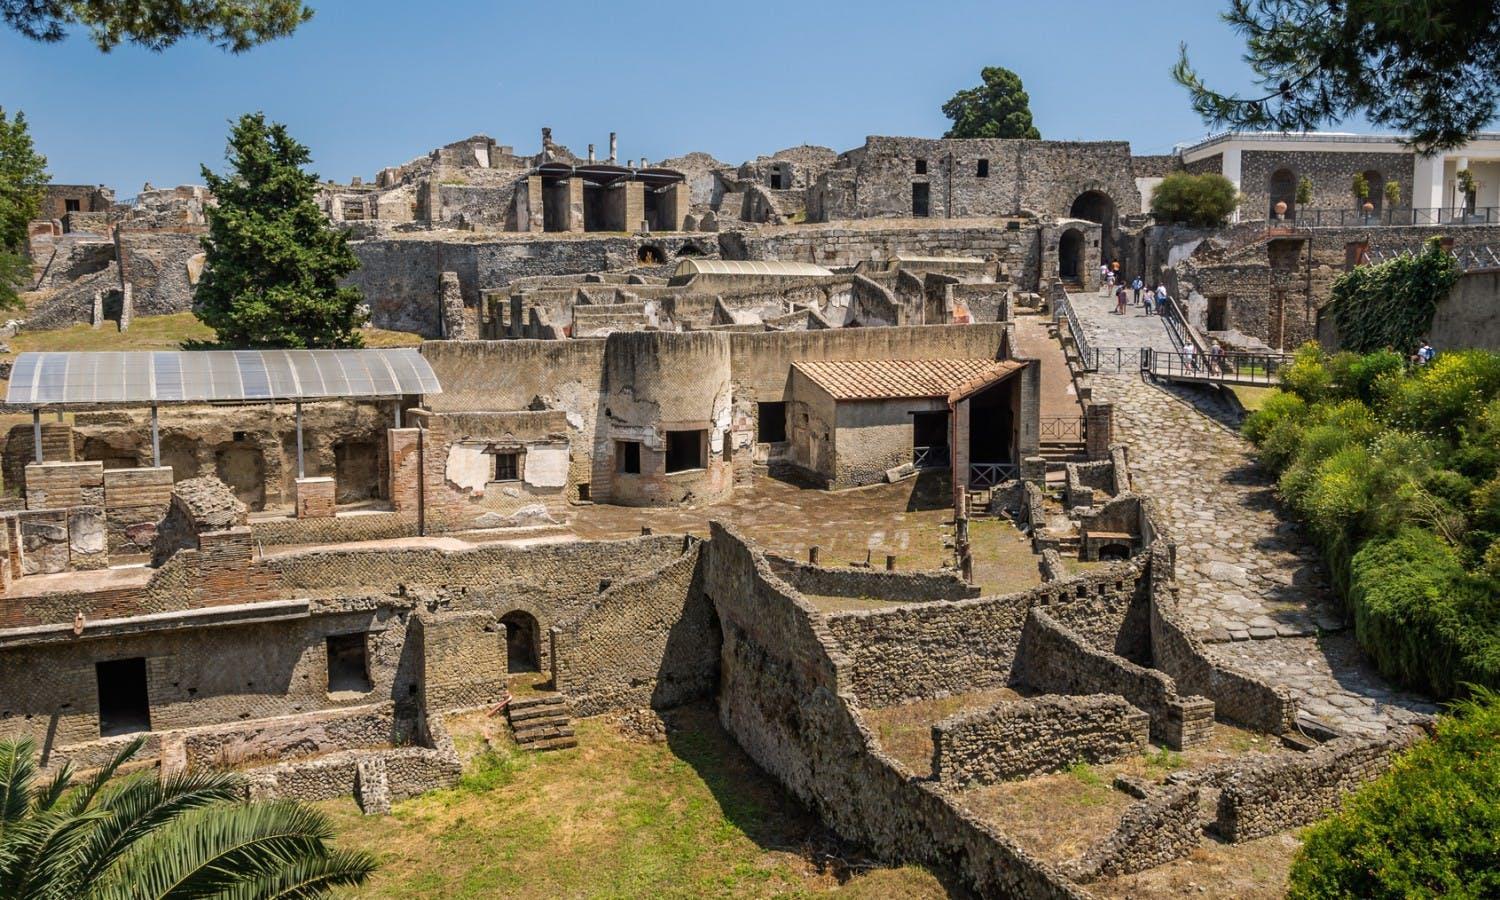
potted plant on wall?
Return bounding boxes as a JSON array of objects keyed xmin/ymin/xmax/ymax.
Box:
[
  {"xmin": 1352, "ymin": 172, "xmax": 1372, "ymax": 222},
  {"xmin": 1296, "ymin": 176, "xmax": 1313, "ymax": 208},
  {"xmin": 1384, "ymin": 180, "xmax": 1402, "ymax": 218}
]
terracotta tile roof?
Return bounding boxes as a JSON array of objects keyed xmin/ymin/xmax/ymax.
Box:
[{"xmin": 792, "ymin": 359, "xmax": 1022, "ymax": 401}]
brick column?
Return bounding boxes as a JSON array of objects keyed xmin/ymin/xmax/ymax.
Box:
[
  {"xmin": 387, "ymin": 428, "xmax": 422, "ymax": 513},
  {"xmin": 1085, "ymin": 403, "xmax": 1114, "ymax": 461},
  {"xmin": 294, "ymin": 477, "xmax": 336, "ymax": 519}
]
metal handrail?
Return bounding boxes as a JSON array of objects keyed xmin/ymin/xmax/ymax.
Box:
[
  {"xmin": 1274, "ymin": 206, "xmax": 1500, "ymax": 228},
  {"xmin": 913, "ymin": 445, "xmax": 950, "ymax": 469},
  {"xmin": 969, "ymin": 462, "xmax": 1018, "ymax": 488},
  {"xmin": 1054, "ymin": 292, "xmax": 1096, "ymax": 372},
  {"xmin": 1146, "ymin": 349, "xmax": 1294, "ymax": 385},
  {"xmin": 1039, "ymin": 416, "xmax": 1084, "ymax": 441}
]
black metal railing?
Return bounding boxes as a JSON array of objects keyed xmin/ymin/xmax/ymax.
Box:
[
  {"xmin": 969, "ymin": 462, "xmax": 1018, "ymax": 488},
  {"xmin": 1039, "ymin": 416, "xmax": 1084, "ymax": 441},
  {"xmin": 1085, "ymin": 347, "xmax": 1146, "ymax": 373},
  {"xmin": 1053, "ymin": 292, "xmax": 1096, "ymax": 372},
  {"xmin": 1278, "ymin": 206, "xmax": 1500, "ymax": 228},
  {"xmin": 1145, "ymin": 348, "xmax": 1294, "ymax": 385},
  {"xmin": 913, "ymin": 445, "xmax": 950, "ymax": 469}
]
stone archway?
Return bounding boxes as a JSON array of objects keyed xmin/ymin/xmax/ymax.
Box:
[
  {"xmin": 1070, "ymin": 190, "xmax": 1118, "ymax": 267},
  {"xmin": 500, "ymin": 610, "xmax": 541, "ymax": 673},
  {"xmin": 1362, "ymin": 170, "xmax": 1384, "ymax": 213},
  {"xmin": 1058, "ymin": 228, "xmax": 1084, "ymax": 280}
]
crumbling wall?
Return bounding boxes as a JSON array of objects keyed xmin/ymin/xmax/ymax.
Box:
[
  {"xmin": 765, "ymin": 553, "xmax": 979, "ymax": 603},
  {"xmin": 932, "ymin": 694, "xmax": 1149, "ymax": 786},
  {"xmin": 1064, "ymin": 784, "xmax": 1202, "ymax": 883}
]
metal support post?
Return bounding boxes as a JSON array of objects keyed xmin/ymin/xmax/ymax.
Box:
[
  {"xmin": 151, "ymin": 404, "xmax": 161, "ymax": 467},
  {"xmin": 32, "ymin": 409, "xmax": 42, "ymax": 463},
  {"xmin": 295, "ymin": 400, "xmax": 305, "ymax": 479}
]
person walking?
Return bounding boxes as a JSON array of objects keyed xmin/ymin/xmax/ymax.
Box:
[
  {"xmin": 1155, "ymin": 283, "xmax": 1169, "ymax": 316},
  {"xmin": 1131, "ymin": 275, "xmax": 1143, "ymax": 306},
  {"xmin": 1115, "ymin": 283, "xmax": 1128, "ymax": 315},
  {"xmin": 1099, "ymin": 263, "xmax": 1110, "ymax": 294},
  {"xmin": 1418, "ymin": 340, "xmax": 1436, "ymax": 364}
]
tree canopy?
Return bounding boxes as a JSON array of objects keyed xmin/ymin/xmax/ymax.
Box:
[
  {"xmin": 1174, "ymin": 0, "xmax": 1500, "ymax": 152},
  {"xmin": 196, "ymin": 112, "xmax": 365, "ymax": 348},
  {"xmin": 942, "ymin": 66, "xmax": 1041, "ymax": 140},
  {"xmin": 1, "ymin": 0, "xmax": 312, "ymax": 52},
  {"xmin": 0, "ymin": 107, "xmax": 48, "ymax": 311},
  {"xmin": 1149, "ymin": 172, "xmax": 1241, "ymax": 227}
]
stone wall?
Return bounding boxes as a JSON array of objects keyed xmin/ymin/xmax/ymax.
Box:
[
  {"xmin": 765, "ymin": 553, "xmax": 980, "ymax": 603},
  {"xmin": 177, "ymin": 701, "xmax": 401, "ymax": 769},
  {"xmin": 1064, "ymin": 784, "xmax": 1202, "ymax": 883},
  {"xmin": 1239, "ymin": 149, "xmax": 1415, "ymax": 220},
  {"xmin": 704, "ymin": 523, "xmax": 1086, "ymax": 898},
  {"xmin": 550, "ymin": 540, "xmax": 719, "ymax": 716},
  {"xmin": 725, "ymin": 222, "xmax": 1040, "ymax": 284},
  {"xmin": 1213, "ymin": 729, "xmax": 1419, "ymax": 842},
  {"xmin": 932, "ymin": 694, "xmax": 1148, "ymax": 786}
]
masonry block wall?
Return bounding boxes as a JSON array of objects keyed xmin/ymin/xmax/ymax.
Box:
[
  {"xmin": 295, "ymin": 478, "xmax": 336, "ymax": 519},
  {"xmin": 932, "ymin": 694, "xmax": 1149, "ymax": 786},
  {"xmin": 25, "ymin": 460, "xmax": 103, "ymax": 509},
  {"xmin": 102, "ymin": 467, "xmax": 174, "ymax": 555}
]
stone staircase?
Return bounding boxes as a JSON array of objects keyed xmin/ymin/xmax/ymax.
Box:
[{"xmin": 506, "ymin": 694, "xmax": 577, "ymax": 752}]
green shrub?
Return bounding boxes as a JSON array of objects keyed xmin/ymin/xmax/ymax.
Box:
[
  {"xmin": 1287, "ymin": 690, "xmax": 1500, "ymax": 899},
  {"xmin": 1149, "ymin": 172, "xmax": 1241, "ymax": 227},
  {"xmin": 1380, "ymin": 350, "xmax": 1500, "ymax": 440},
  {"xmin": 1243, "ymin": 389, "xmax": 1306, "ymax": 446},
  {"xmin": 1349, "ymin": 529, "xmax": 1500, "ymax": 696},
  {"xmin": 1281, "ymin": 343, "xmax": 1334, "ymax": 402},
  {"xmin": 1327, "ymin": 238, "xmax": 1459, "ymax": 355}
]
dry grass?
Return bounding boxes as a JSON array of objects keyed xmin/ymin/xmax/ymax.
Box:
[
  {"xmin": 1089, "ymin": 832, "xmax": 1300, "ymax": 899},
  {"xmin": 325, "ymin": 703, "xmax": 951, "ymax": 899},
  {"xmin": 861, "ymin": 688, "xmax": 1023, "ymax": 775},
  {"xmin": 957, "ymin": 764, "xmax": 1133, "ymax": 863}
]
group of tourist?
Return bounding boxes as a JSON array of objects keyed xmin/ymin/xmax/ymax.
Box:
[{"xmin": 1101, "ymin": 262, "xmax": 1170, "ymax": 316}]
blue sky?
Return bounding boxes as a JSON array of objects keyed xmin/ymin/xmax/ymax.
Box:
[{"xmin": 3, "ymin": 0, "xmax": 1378, "ymax": 194}]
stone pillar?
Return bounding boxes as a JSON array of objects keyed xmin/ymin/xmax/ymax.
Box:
[
  {"xmin": 526, "ymin": 175, "xmax": 544, "ymax": 232},
  {"xmin": 387, "ymin": 427, "xmax": 422, "ymax": 513},
  {"xmin": 624, "ymin": 182, "xmax": 645, "ymax": 233},
  {"xmin": 1021, "ymin": 455, "xmax": 1046, "ymax": 485},
  {"xmin": 663, "ymin": 183, "xmax": 689, "ymax": 232},
  {"xmin": 439, "ymin": 271, "xmax": 468, "ymax": 340},
  {"xmin": 1085, "ymin": 403, "xmax": 1113, "ymax": 461},
  {"xmin": 566, "ymin": 178, "xmax": 584, "ymax": 234},
  {"xmin": 294, "ymin": 476, "xmax": 336, "ymax": 519},
  {"xmin": 91, "ymin": 290, "xmax": 103, "ymax": 329},
  {"xmin": 118, "ymin": 282, "xmax": 133, "ymax": 332},
  {"xmin": 608, "ymin": 132, "xmax": 617, "ymax": 163}
]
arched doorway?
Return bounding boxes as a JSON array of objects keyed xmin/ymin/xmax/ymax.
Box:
[
  {"xmin": 1058, "ymin": 228, "xmax": 1084, "ymax": 280},
  {"xmin": 500, "ymin": 611, "xmax": 540, "ymax": 673},
  {"xmin": 1069, "ymin": 191, "xmax": 1117, "ymax": 267},
  {"xmin": 1269, "ymin": 168, "xmax": 1297, "ymax": 220},
  {"xmin": 1362, "ymin": 170, "xmax": 1384, "ymax": 213}
]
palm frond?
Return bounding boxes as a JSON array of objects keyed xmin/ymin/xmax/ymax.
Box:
[
  {"xmin": 74, "ymin": 768, "xmax": 245, "ymax": 887},
  {"xmin": 30, "ymin": 761, "xmax": 75, "ymax": 814},
  {"xmin": 92, "ymin": 800, "xmax": 339, "ymax": 900},
  {"xmin": 0, "ymin": 738, "xmax": 38, "ymax": 826},
  {"xmin": 0, "ymin": 806, "xmax": 111, "ymax": 900},
  {"xmin": 66, "ymin": 735, "xmax": 148, "ymax": 816},
  {"xmin": 215, "ymin": 848, "xmax": 379, "ymax": 900}
]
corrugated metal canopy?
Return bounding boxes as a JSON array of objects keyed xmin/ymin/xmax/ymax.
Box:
[
  {"xmin": 6, "ymin": 349, "xmax": 442, "ymax": 408},
  {"xmin": 674, "ymin": 259, "xmax": 833, "ymax": 278}
]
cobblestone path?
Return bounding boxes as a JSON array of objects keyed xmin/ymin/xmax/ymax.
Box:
[{"xmin": 1064, "ymin": 290, "xmax": 1436, "ymax": 735}]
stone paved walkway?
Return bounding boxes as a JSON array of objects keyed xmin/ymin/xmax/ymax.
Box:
[{"xmin": 1063, "ymin": 290, "xmax": 1437, "ymax": 735}]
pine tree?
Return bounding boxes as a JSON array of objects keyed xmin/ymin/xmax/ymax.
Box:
[
  {"xmin": 0, "ymin": 107, "xmax": 48, "ymax": 311},
  {"xmin": 942, "ymin": 67, "xmax": 1041, "ymax": 140},
  {"xmin": 196, "ymin": 113, "xmax": 365, "ymax": 348},
  {"xmin": 3, "ymin": 1, "xmax": 312, "ymax": 53}
]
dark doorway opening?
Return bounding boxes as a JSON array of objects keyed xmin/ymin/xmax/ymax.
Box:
[
  {"xmin": 327, "ymin": 633, "xmax": 372, "ymax": 693},
  {"xmin": 1070, "ymin": 191, "xmax": 1117, "ymax": 266},
  {"xmin": 1207, "ymin": 296, "xmax": 1228, "ymax": 332},
  {"xmin": 757, "ymin": 402, "xmax": 787, "ymax": 443},
  {"xmin": 968, "ymin": 379, "xmax": 1017, "ymax": 471},
  {"xmin": 501, "ymin": 611, "xmax": 540, "ymax": 673},
  {"xmin": 215, "ymin": 442, "xmax": 266, "ymax": 511},
  {"xmin": 334, "ymin": 440, "xmax": 380, "ymax": 503},
  {"xmin": 1362, "ymin": 170, "xmax": 1384, "ymax": 213},
  {"xmin": 1059, "ymin": 228, "xmax": 1084, "ymax": 280},
  {"xmin": 97, "ymin": 657, "xmax": 151, "ymax": 737},
  {"xmin": 912, "ymin": 410, "xmax": 949, "ymax": 468},
  {"xmin": 1099, "ymin": 543, "xmax": 1131, "ymax": 561},
  {"xmin": 1269, "ymin": 168, "xmax": 1297, "ymax": 220},
  {"xmin": 617, "ymin": 440, "xmax": 641, "ymax": 474},
  {"xmin": 912, "ymin": 182, "xmax": 930, "ymax": 217},
  {"xmin": 665, "ymin": 430, "xmax": 704, "ymax": 472}
]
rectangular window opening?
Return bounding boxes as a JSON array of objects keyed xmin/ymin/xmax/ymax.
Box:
[
  {"xmin": 327, "ymin": 633, "xmax": 372, "ymax": 693},
  {"xmin": 977, "ymin": 159, "xmax": 990, "ymax": 178},
  {"xmin": 757, "ymin": 402, "xmax": 787, "ymax": 443},
  {"xmin": 65, "ymin": 198, "xmax": 82, "ymax": 212},
  {"xmin": 96, "ymin": 657, "xmax": 151, "ymax": 737},
  {"xmin": 914, "ymin": 158, "xmax": 928, "ymax": 175},
  {"xmin": 617, "ymin": 440, "xmax": 641, "ymax": 474},
  {"xmin": 664, "ymin": 430, "xmax": 705, "ymax": 473},
  {"xmin": 494, "ymin": 451, "xmax": 519, "ymax": 481}
]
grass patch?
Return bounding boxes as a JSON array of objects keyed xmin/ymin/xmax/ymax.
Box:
[
  {"xmin": 326, "ymin": 704, "xmax": 948, "ymax": 899},
  {"xmin": 1229, "ymin": 384, "xmax": 1278, "ymax": 413},
  {"xmin": 1068, "ymin": 761, "xmax": 1107, "ymax": 790},
  {"xmin": 1144, "ymin": 748, "xmax": 1185, "ymax": 773}
]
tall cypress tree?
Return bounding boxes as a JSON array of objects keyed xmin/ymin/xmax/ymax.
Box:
[{"xmin": 196, "ymin": 113, "xmax": 364, "ymax": 348}]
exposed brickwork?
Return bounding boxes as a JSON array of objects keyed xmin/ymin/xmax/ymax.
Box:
[
  {"xmin": 932, "ymin": 694, "xmax": 1148, "ymax": 786},
  {"xmin": 294, "ymin": 477, "xmax": 336, "ymax": 519}
]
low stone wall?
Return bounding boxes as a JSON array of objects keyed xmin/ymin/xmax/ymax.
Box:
[
  {"xmin": 765, "ymin": 553, "xmax": 980, "ymax": 603},
  {"xmin": 1065, "ymin": 784, "xmax": 1202, "ymax": 883},
  {"xmin": 245, "ymin": 745, "xmax": 461, "ymax": 812},
  {"xmin": 550, "ymin": 542, "xmax": 719, "ymax": 716},
  {"xmin": 1015, "ymin": 608, "xmax": 1209, "ymax": 749},
  {"xmin": 1145, "ymin": 545, "xmax": 1297, "ymax": 735},
  {"xmin": 932, "ymin": 694, "xmax": 1148, "ymax": 786},
  {"xmin": 177, "ymin": 702, "xmax": 401, "ymax": 770},
  {"xmin": 1213, "ymin": 730, "xmax": 1418, "ymax": 842}
]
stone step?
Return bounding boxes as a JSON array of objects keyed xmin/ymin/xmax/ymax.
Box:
[
  {"xmin": 515, "ymin": 723, "xmax": 576, "ymax": 744},
  {"xmin": 521, "ymin": 735, "xmax": 578, "ymax": 752},
  {"xmin": 508, "ymin": 702, "xmax": 571, "ymax": 723},
  {"xmin": 508, "ymin": 693, "xmax": 567, "ymax": 711},
  {"xmin": 512, "ymin": 713, "xmax": 572, "ymax": 731}
]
